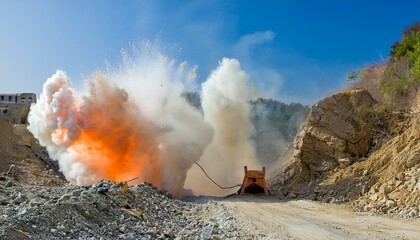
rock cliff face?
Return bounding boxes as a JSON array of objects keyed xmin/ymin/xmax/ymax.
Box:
[
  {"xmin": 268, "ymin": 88, "xmax": 420, "ymax": 218},
  {"xmin": 294, "ymin": 88, "xmax": 376, "ymax": 172},
  {"xmin": 268, "ymin": 88, "xmax": 377, "ymax": 194}
]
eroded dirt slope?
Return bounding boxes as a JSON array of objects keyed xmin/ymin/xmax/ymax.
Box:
[{"xmin": 0, "ymin": 118, "xmax": 64, "ymax": 186}]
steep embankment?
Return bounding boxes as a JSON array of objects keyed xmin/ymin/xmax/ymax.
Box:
[
  {"xmin": 268, "ymin": 88, "xmax": 420, "ymax": 218},
  {"xmin": 0, "ymin": 111, "xmax": 64, "ymax": 186},
  {"xmin": 351, "ymin": 93, "xmax": 420, "ymax": 217}
]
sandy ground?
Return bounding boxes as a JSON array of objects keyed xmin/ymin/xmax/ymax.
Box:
[{"xmin": 219, "ymin": 196, "xmax": 420, "ymax": 240}]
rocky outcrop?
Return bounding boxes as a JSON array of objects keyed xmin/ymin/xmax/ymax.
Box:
[
  {"xmin": 294, "ymin": 88, "xmax": 376, "ymax": 172},
  {"xmin": 268, "ymin": 87, "xmax": 420, "ymax": 218},
  {"xmin": 268, "ymin": 88, "xmax": 377, "ymax": 195}
]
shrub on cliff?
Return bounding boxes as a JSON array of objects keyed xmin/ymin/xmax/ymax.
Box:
[{"xmin": 376, "ymin": 22, "xmax": 420, "ymax": 109}]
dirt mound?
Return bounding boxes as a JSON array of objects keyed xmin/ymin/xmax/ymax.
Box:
[{"xmin": 268, "ymin": 88, "xmax": 420, "ymax": 218}]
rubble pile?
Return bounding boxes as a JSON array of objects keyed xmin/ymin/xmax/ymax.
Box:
[
  {"xmin": 352, "ymin": 167, "xmax": 420, "ymax": 218},
  {"xmin": 0, "ymin": 180, "xmax": 240, "ymax": 239},
  {"xmin": 350, "ymin": 107, "xmax": 420, "ymax": 218}
]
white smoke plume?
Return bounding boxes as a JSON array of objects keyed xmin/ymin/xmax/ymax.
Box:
[
  {"xmin": 185, "ymin": 58, "xmax": 259, "ymax": 196},
  {"xmin": 28, "ymin": 44, "xmax": 260, "ymax": 196}
]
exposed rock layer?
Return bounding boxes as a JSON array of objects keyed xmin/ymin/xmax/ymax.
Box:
[{"xmin": 268, "ymin": 88, "xmax": 420, "ymax": 218}]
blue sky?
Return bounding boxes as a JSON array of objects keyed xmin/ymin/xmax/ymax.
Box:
[{"xmin": 0, "ymin": 1, "xmax": 419, "ymax": 105}]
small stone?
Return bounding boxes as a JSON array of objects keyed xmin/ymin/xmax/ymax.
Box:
[
  {"xmin": 57, "ymin": 194, "xmax": 70, "ymax": 204},
  {"xmin": 364, "ymin": 205, "xmax": 372, "ymax": 211},
  {"xmin": 97, "ymin": 187, "xmax": 108, "ymax": 194},
  {"xmin": 72, "ymin": 189, "xmax": 83, "ymax": 197},
  {"xmin": 118, "ymin": 224, "xmax": 126, "ymax": 233},
  {"xmin": 361, "ymin": 185, "xmax": 367, "ymax": 195},
  {"xmin": 26, "ymin": 193, "xmax": 34, "ymax": 201},
  {"xmin": 29, "ymin": 196, "xmax": 45, "ymax": 207},
  {"xmin": 164, "ymin": 229, "xmax": 175, "ymax": 238},
  {"xmin": 212, "ymin": 235, "xmax": 222, "ymax": 240},
  {"xmin": 50, "ymin": 228, "xmax": 57, "ymax": 234},
  {"xmin": 406, "ymin": 153, "xmax": 420, "ymax": 168},
  {"xmin": 396, "ymin": 172, "xmax": 405, "ymax": 181},
  {"xmin": 17, "ymin": 208, "xmax": 27, "ymax": 216},
  {"xmin": 58, "ymin": 224, "xmax": 69, "ymax": 233},
  {"xmin": 369, "ymin": 186, "xmax": 376, "ymax": 194},
  {"xmin": 147, "ymin": 229, "xmax": 158, "ymax": 238},
  {"xmin": 338, "ymin": 158, "xmax": 352, "ymax": 167},
  {"xmin": 388, "ymin": 190, "xmax": 401, "ymax": 200},
  {"xmin": 409, "ymin": 210, "xmax": 417, "ymax": 218},
  {"xmin": 201, "ymin": 224, "xmax": 214, "ymax": 240},
  {"xmin": 5, "ymin": 180, "xmax": 13, "ymax": 188},
  {"xmin": 109, "ymin": 222, "xmax": 117, "ymax": 230},
  {"xmin": 378, "ymin": 184, "xmax": 393, "ymax": 195},
  {"xmin": 386, "ymin": 200, "xmax": 396, "ymax": 208},
  {"xmin": 369, "ymin": 193, "xmax": 378, "ymax": 201}
]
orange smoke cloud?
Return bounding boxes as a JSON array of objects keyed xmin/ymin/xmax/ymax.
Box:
[{"xmin": 72, "ymin": 77, "xmax": 161, "ymax": 183}]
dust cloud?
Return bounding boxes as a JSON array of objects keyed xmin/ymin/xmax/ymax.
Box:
[{"xmin": 28, "ymin": 44, "xmax": 260, "ymax": 196}]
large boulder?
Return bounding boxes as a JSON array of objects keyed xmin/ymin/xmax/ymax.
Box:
[
  {"xmin": 295, "ymin": 88, "xmax": 376, "ymax": 172},
  {"xmin": 268, "ymin": 88, "xmax": 377, "ymax": 195}
]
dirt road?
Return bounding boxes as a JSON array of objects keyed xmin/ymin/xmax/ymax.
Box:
[{"xmin": 219, "ymin": 196, "xmax": 420, "ymax": 240}]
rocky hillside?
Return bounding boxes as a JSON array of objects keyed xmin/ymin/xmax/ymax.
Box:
[
  {"xmin": 268, "ymin": 88, "xmax": 419, "ymax": 218},
  {"xmin": 268, "ymin": 23, "xmax": 420, "ymax": 219},
  {"xmin": 0, "ymin": 114, "xmax": 63, "ymax": 187}
]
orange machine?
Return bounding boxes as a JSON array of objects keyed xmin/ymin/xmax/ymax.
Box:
[{"xmin": 238, "ymin": 166, "xmax": 269, "ymax": 196}]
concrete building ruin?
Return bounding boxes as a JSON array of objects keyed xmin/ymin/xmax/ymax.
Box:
[
  {"xmin": 0, "ymin": 93, "xmax": 36, "ymax": 124},
  {"xmin": 0, "ymin": 93, "xmax": 37, "ymax": 104}
]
